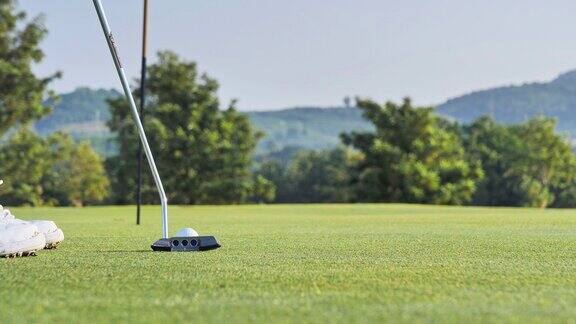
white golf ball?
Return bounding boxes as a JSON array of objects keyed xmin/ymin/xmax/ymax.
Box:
[{"xmin": 175, "ymin": 227, "xmax": 199, "ymax": 237}]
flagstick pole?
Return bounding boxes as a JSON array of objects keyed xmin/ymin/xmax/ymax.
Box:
[{"xmin": 136, "ymin": 0, "xmax": 148, "ymax": 225}]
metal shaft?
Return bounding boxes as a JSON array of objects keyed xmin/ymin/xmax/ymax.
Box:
[{"xmin": 92, "ymin": 0, "xmax": 169, "ymax": 239}]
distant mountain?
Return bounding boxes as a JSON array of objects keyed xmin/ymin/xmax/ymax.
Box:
[
  {"xmin": 40, "ymin": 70, "xmax": 576, "ymax": 158},
  {"xmin": 36, "ymin": 87, "xmax": 121, "ymax": 136},
  {"xmin": 437, "ymin": 70, "xmax": 576, "ymax": 135},
  {"xmin": 35, "ymin": 88, "xmax": 371, "ymax": 156},
  {"xmin": 247, "ymin": 107, "xmax": 372, "ymax": 152},
  {"xmin": 35, "ymin": 88, "xmax": 121, "ymax": 156}
]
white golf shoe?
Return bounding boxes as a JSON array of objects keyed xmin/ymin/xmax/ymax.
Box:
[
  {"xmin": 29, "ymin": 220, "xmax": 64, "ymax": 249},
  {"xmin": 0, "ymin": 223, "xmax": 46, "ymax": 258},
  {"xmin": 0, "ymin": 206, "xmax": 64, "ymax": 250}
]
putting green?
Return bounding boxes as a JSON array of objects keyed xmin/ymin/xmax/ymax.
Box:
[{"xmin": 2, "ymin": 204, "xmax": 576, "ymax": 323}]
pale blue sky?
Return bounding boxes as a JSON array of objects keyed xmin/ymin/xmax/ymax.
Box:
[{"xmin": 19, "ymin": 0, "xmax": 576, "ymax": 110}]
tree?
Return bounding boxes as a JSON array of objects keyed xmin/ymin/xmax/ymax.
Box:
[
  {"xmin": 250, "ymin": 175, "xmax": 276, "ymax": 204},
  {"xmin": 0, "ymin": 129, "xmax": 110, "ymax": 206},
  {"xmin": 0, "ymin": 128, "xmax": 50, "ymax": 206},
  {"xmin": 463, "ymin": 116, "xmax": 576, "ymax": 208},
  {"xmin": 462, "ymin": 117, "xmax": 526, "ymax": 206},
  {"xmin": 107, "ymin": 51, "xmax": 261, "ymax": 204},
  {"xmin": 284, "ymin": 148, "xmax": 355, "ymax": 203},
  {"xmin": 254, "ymin": 147, "xmax": 357, "ymax": 203},
  {"xmin": 512, "ymin": 117, "xmax": 576, "ymax": 208},
  {"xmin": 341, "ymin": 98, "xmax": 483, "ymax": 205},
  {"xmin": 254, "ymin": 160, "xmax": 290, "ymax": 202},
  {"xmin": 43, "ymin": 133, "xmax": 110, "ymax": 206},
  {"xmin": 0, "ymin": 0, "xmax": 59, "ymax": 136}
]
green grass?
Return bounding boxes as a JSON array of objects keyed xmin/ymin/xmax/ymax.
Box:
[{"xmin": 2, "ymin": 204, "xmax": 576, "ymax": 323}]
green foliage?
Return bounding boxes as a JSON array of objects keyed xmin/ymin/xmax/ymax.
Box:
[
  {"xmin": 256, "ymin": 147, "xmax": 356, "ymax": 203},
  {"xmin": 254, "ymin": 145, "xmax": 305, "ymax": 168},
  {"xmin": 254, "ymin": 160, "xmax": 291, "ymax": 202},
  {"xmin": 516, "ymin": 118, "xmax": 576, "ymax": 207},
  {"xmin": 0, "ymin": 129, "xmax": 109, "ymax": 206},
  {"xmin": 464, "ymin": 116, "xmax": 576, "ymax": 208},
  {"xmin": 0, "ymin": 128, "xmax": 50, "ymax": 205},
  {"xmin": 108, "ymin": 51, "xmax": 261, "ymax": 204},
  {"xmin": 461, "ymin": 117, "xmax": 523, "ymax": 206},
  {"xmin": 285, "ymin": 148, "xmax": 355, "ymax": 203},
  {"xmin": 342, "ymin": 98, "xmax": 483, "ymax": 205},
  {"xmin": 43, "ymin": 133, "xmax": 110, "ymax": 206},
  {"xmin": 0, "ymin": 0, "xmax": 59, "ymax": 136},
  {"xmin": 250, "ymin": 175, "xmax": 276, "ymax": 203}
]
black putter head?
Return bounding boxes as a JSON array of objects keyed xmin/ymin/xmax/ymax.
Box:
[{"xmin": 151, "ymin": 236, "xmax": 221, "ymax": 252}]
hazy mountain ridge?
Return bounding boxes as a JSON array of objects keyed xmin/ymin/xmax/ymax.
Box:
[
  {"xmin": 437, "ymin": 70, "xmax": 576, "ymax": 135},
  {"xmin": 247, "ymin": 107, "xmax": 372, "ymax": 152},
  {"xmin": 35, "ymin": 88, "xmax": 372, "ymax": 155},
  {"xmin": 37, "ymin": 70, "xmax": 576, "ymax": 156},
  {"xmin": 36, "ymin": 87, "xmax": 121, "ymax": 136}
]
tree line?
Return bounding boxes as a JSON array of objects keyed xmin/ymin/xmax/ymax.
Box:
[
  {"xmin": 2, "ymin": 0, "xmax": 576, "ymax": 208},
  {"xmin": 257, "ymin": 100, "xmax": 576, "ymax": 208}
]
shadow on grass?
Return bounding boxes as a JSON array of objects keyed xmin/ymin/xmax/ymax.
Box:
[{"xmin": 100, "ymin": 250, "xmax": 152, "ymax": 253}]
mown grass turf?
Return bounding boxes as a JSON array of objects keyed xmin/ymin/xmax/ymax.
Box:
[{"xmin": 1, "ymin": 204, "xmax": 576, "ymax": 323}]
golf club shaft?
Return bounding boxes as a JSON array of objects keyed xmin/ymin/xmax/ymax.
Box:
[{"xmin": 92, "ymin": 0, "xmax": 169, "ymax": 239}]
